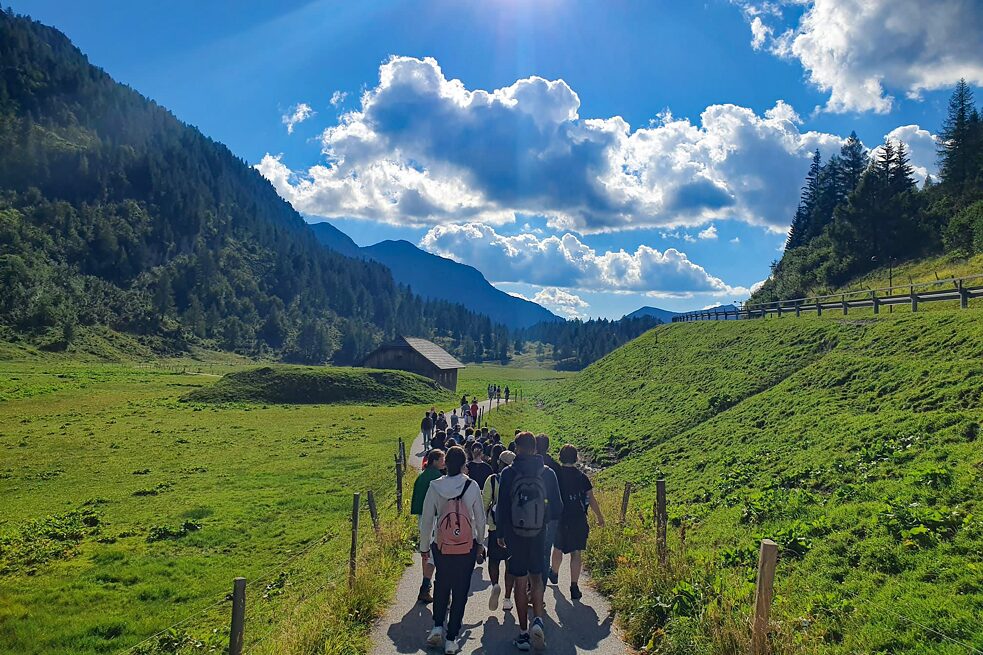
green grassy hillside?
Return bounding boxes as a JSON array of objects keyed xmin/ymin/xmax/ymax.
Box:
[
  {"xmin": 182, "ymin": 365, "xmax": 452, "ymax": 405},
  {"xmin": 495, "ymin": 312, "xmax": 983, "ymax": 654}
]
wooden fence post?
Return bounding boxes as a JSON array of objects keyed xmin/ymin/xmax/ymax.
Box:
[
  {"xmin": 872, "ymin": 291, "xmax": 880, "ymax": 315},
  {"xmin": 842, "ymin": 294, "xmax": 848, "ymax": 315},
  {"xmin": 656, "ymin": 479, "xmax": 667, "ymax": 566},
  {"xmin": 816, "ymin": 302, "xmax": 822, "ymax": 317},
  {"xmin": 366, "ymin": 489, "xmax": 380, "ymax": 533},
  {"xmin": 910, "ymin": 286, "xmax": 918, "ymax": 312},
  {"xmin": 394, "ymin": 455, "xmax": 403, "ymax": 514},
  {"xmin": 959, "ymin": 280, "xmax": 969, "ymax": 309},
  {"xmin": 349, "ymin": 493, "xmax": 360, "ymax": 587},
  {"xmin": 229, "ymin": 577, "xmax": 246, "ymax": 655},
  {"xmin": 619, "ymin": 482, "xmax": 632, "ymax": 525},
  {"xmin": 752, "ymin": 539, "xmax": 778, "ymax": 655},
  {"xmin": 399, "ymin": 438, "xmax": 406, "ymax": 472}
]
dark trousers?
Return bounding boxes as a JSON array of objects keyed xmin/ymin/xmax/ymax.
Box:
[{"xmin": 430, "ymin": 542, "xmax": 478, "ymax": 640}]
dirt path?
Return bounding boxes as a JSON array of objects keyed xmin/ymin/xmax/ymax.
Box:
[{"xmin": 369, "ymin": 400, "xmax": 628, "ymax": 654}]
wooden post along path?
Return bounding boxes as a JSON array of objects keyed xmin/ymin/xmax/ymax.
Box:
[
  {"xmin": 655, "ymin": 479, "xmax": 667, "ymax": 566},
  {"xmin": 366, "ymin": 489, "xmax": 380, "ymax": 533},
  {"xmin": 229, "ymin": 577, "xmax": 246, "ymax": 655},
  {"xmin": 752, "ymin": 539, "xmax": 778, "ymax": 655},
  {"xmin": 394, "ymin": 455, "xmax": 403, "ymax": 514},
  {"xmin": 619, "ymin": 482, "xmax": 632, "ymax": 525},
  {"xmin": 349, "ymin": 493, "xmax": 360, "ymax": 588}
]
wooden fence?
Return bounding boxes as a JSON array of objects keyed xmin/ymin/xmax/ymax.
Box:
[{"xmin": 673, "ymin": 273, "xmax": 983, "ymax": 322}]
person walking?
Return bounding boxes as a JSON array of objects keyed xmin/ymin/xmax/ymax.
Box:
[
  {"xmin": 504, "ymin": 386, "xmax": 510, "ymax": 403},
  {"xmin": 419, "ymin": 446, "xmax": 487, "ymax": 654},
  {"xmin": 536, "ymin": 435, "xmax": 560, "ymax": 587},
  {"xmin": 495, "ymin": 432, "xmax": 563, "ymax": 651},
  {"xmin": 549, "ymin": 444, "xmax": 604, "ymax": 600},
  {"xmin": 411, "ymin": 449, "xmax": 446, "ymax": 603},
  {"xmin": 484, "ymin": 449, "xmax": 515, "ymax": 612},
  {"xmin": 467, "ymin": 442, "xmax": 493, "ymax": 489},
  {"xmin": 450, "ymin": 408, "xmax": 460, "ymax": 430},
  {"xmin": 422, "ymin": 412, "xmax": 434, "ymax": 446},
  {"xmin": 435, "ymin": 411, "xmax": 448, "ymax": 433},
  {"xmin": 470, "ymin": 399, "xmax": 479, "ymax": 427}
]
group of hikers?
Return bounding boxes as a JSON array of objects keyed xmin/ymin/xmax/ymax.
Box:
[
  {"xmin": 411, "ymin": 408, "xmax": 604, "ymax": 653},
  {"xmin": 487, "ymin": 385, "xmax": 511, "ymax": 402}
]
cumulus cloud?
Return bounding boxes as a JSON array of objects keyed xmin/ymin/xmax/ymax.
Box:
[
  {"xmin": 698, "ymin": 225, "xmax": 718, "ymax": 240},
  {"xmin": 419, "ymin": 223, "xmax": 749, "ymax": 298},
  {"xmin": 330, "ymin": 91, "xmax": 348, "ymax": 107},
  {"xmin": 257, "ymin": 56, "xmax": 845, "ymax": 233},
  {"xmin": 282, "ymin": 102, "xmax": 315, "ymax": 134},
  {"xmin": 737, "ymin": 0, "xmax": 983, "ymax": 113},
  {"xmin": 531, "ymin": 288, "xmax": 590, "ymax": 319}
]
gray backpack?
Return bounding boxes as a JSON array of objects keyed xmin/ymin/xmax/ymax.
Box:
[{"xmin": 509, "ymin": 468, "xmax": 547, "ymax": 537}]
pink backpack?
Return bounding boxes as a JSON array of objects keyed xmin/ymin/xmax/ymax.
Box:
[{"xmin": 436, "ymin": 479, "xmax": 474, "ymax": 555}]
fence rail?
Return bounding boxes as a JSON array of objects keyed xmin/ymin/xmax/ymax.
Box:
[{"xmin": 673, "ymin": 273, "xmax": 983, "ymax": 322}]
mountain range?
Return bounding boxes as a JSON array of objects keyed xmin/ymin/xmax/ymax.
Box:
[{"xmin": 309, "ymin": 222, "xmax": 560, "ymax": 329}]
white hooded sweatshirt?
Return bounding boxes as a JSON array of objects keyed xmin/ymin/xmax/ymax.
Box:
[{"xmin": 418, "ymin": 474, "xmax": 487, "ymax": 553}]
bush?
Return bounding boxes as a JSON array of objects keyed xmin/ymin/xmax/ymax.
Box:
[{"xmin": 942, "ymin": 200, "xmax": 983, "ymax": 256}]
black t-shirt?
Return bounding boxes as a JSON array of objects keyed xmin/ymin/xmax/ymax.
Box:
[
  {"xmin": 467, "ymin": 461, "xmax": 493, "ymax": 490},
  {"xmin": 555, "ymin": 466, "xmax": 592, "ymax": 518}
]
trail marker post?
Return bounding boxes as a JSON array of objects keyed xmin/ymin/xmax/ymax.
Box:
[
  {"xmin": 394, "ymin": 454, "xmax": 403, "ymax": 514},
  {"xmin": 349, "ymin": 493, "xmax": 360, "ymax": 588},
  {"xmin": 366, "ymin": 489, "xmax": 380, "ymax": 533},
  {"xmin": 619, "ymin": 482, "xmax": 632, "ymax": 525},
  {"xmin": 655, "ymin": 479, "xmax": 667, "ymax": 566},
  {"xmin": 752, "ymin": 539, "xmax": 778, "ymax": 655},
  {"xmin": 229, "ymin": 577, "xmax": 246, "ymax": 655}
]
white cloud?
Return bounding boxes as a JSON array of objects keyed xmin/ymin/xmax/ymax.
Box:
[
  {"xmin": 257, "ymin": 56, "xmax": 846, "ymax": 233},
  {"xmin": 282, "ymin": 102, "xmax": 315, "ymax": 134},
  {"xmin": 730, "ymin": 236, "xmax": 741, "ymax": 244},
  {"xmin": 419, "ymin": 223, "xmax": 750, "ymax": 298},
  {"xmin": 330, "ymin": 91, "xmax": 348, "ymax": 107},
  {"xmin": 531, "ymin": 288, "xmax": 590, "ymax": 319},
  {"xmin": 698, "ymin": 225, "xmax": 718, "ymax": 240},
  {"xmin": 738, "ymin": 0, "xmax": 983, "ymax": 113}
]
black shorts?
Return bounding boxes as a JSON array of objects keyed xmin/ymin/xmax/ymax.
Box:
[
  {"xmin": 505, "ymin": 533, "xmax": 545, "ymax": 577},
  {"xmin": 554, "ymin": 515, "xmax": 589, "ymax": 554},
  {"xmin": 487, "ymin": 529, "xmax": 510, "ymax": 562}
]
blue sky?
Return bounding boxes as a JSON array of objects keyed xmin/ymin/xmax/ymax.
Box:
[{"xmin": 13, "ymin": 0, "xmax": 982, "ymax": 318}]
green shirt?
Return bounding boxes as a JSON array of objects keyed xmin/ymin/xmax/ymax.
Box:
[{"xmin": 411, "ymin": 466, "xmax": 442, "ymax": 515}]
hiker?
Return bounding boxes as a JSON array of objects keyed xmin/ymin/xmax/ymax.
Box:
[
  {"xmin": 422, "ymin": 412, "xmax": 434, "ymax": 444},
  {"xmin": 470, "ymin": 400, "xmax": 479, "ymax": 426},
  {"xmin": 431, "ymin": 430, "xmax": 447, "ymax": 451},
  {"xmin": 436, "ymin": 411, "xmax": 448, "ymax": 433},
  {"xmin": 535, "ymin": 435, "xmax": 561, "ymax": 587},
  {"xmin": 411, "ymin": 449, "xmax": 446, "ymax": 603},
  {"xmin": 504, "ymin": 386, "xmax": 510, "ymax": 403},
  {"xmin": 484, "ymin": 449, "xmax": 516, "ymax": 612},
  {"xmin": 419, "ymin": 446, "xmax": 487, "ymax": 654},
  {"xmin": 495, "ymin": 431, "xmax": 563, "ymax": 651},
  {"xmin": 549, "ymin": 444, "xmax": 604, "ymax": 600},
  {"xmin": 460, "ymin": 394, "xmax": 468, "ymax": 407},
  {"xmin": 468, "ymin": 442, "xmax": 493, "ymax": 489},
  {"xmin": 450, "ymin": 408, "xmax": 460, "ymax": 430}
]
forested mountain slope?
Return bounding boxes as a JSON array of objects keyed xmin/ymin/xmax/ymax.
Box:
[
  {"xmin": 495, "ymin": 314, "xmax": 983, "ymax": 653},
  {"xmin": 0, "ymin": 10, "xmax": 510, "ymax": 364}
]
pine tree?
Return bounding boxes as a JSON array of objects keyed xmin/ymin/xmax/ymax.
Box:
[
  {"xmin": 786, "ymin": 150, "xmax": 822, "ymax": 249},
  {"xmin": 890, "ymin": 141, "xmax": 916, "ymax": 195},
  {"xmin": 938, "ymin": 79, "xmax": 976, "ymax": 192},
  {"xmin": 839, "ymin": 131, "xmax": 869, "ymax": 194}
]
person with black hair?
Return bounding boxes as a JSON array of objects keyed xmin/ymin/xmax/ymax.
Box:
[
  {"xmin": 483, "ymin": 448, "xmax": 516, "ymax": 612},
  {"xmin": 422, "ymin": 412, "xmax": 434, "ymax": 445},
  {"xmin": 419, "ymin": 446, "xmax": 487, "ymax": 654},
  {"xmin": 550, "ymin": 444, "xmax": 604, "ymax": 600},
  {"xmin": 467, "ymin": 442, "xmax": 493, "ymax": 489},
  {"xmin": 411, "ymin": 449, "xmax": 445, "ymax": 603},
  {"xmin": 495, "ymin": 432, "xmax": 563, "ymax": 651}
]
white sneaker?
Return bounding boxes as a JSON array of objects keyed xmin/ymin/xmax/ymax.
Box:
[
  {"xmin": 444, "ymin": 637, "xmax": 461, "ymax": 654},
  {"xmin": 530, "ymin": 617, "xmax": 546, "ymax": 651},
  {"xmin": 426, "ymin": 626, "xmax": 443, "ymax": 648},
  {"xmin": 503, "ymin": 597, "xmax": 514, "ymax": 611},
  {"xmin": 489, "ymin": 584, "xmax": 502, "ymax": 610}
]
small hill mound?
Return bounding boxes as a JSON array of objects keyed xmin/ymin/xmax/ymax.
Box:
[{"xmin": 182, "ymin": 366, "xmax": 451, "ymax": 405}]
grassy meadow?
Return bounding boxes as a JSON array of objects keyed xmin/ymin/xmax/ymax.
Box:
[
  {"xmin": 0, "ymin": 359, "xmax": 430, "ymax": 654},
  {"xmin": 493, "ymin": 311, "xmax": 983, "ymax": 654}
]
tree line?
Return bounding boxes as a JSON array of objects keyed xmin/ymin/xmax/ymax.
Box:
[{"xmin": 753, "ymin": 80, "xmax": 983, "ymax": 303}]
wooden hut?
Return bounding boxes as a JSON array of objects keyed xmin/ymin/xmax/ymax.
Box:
[{"xmin": 361, "ymin": 336, "xmax": 465, "ymax": 391}]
